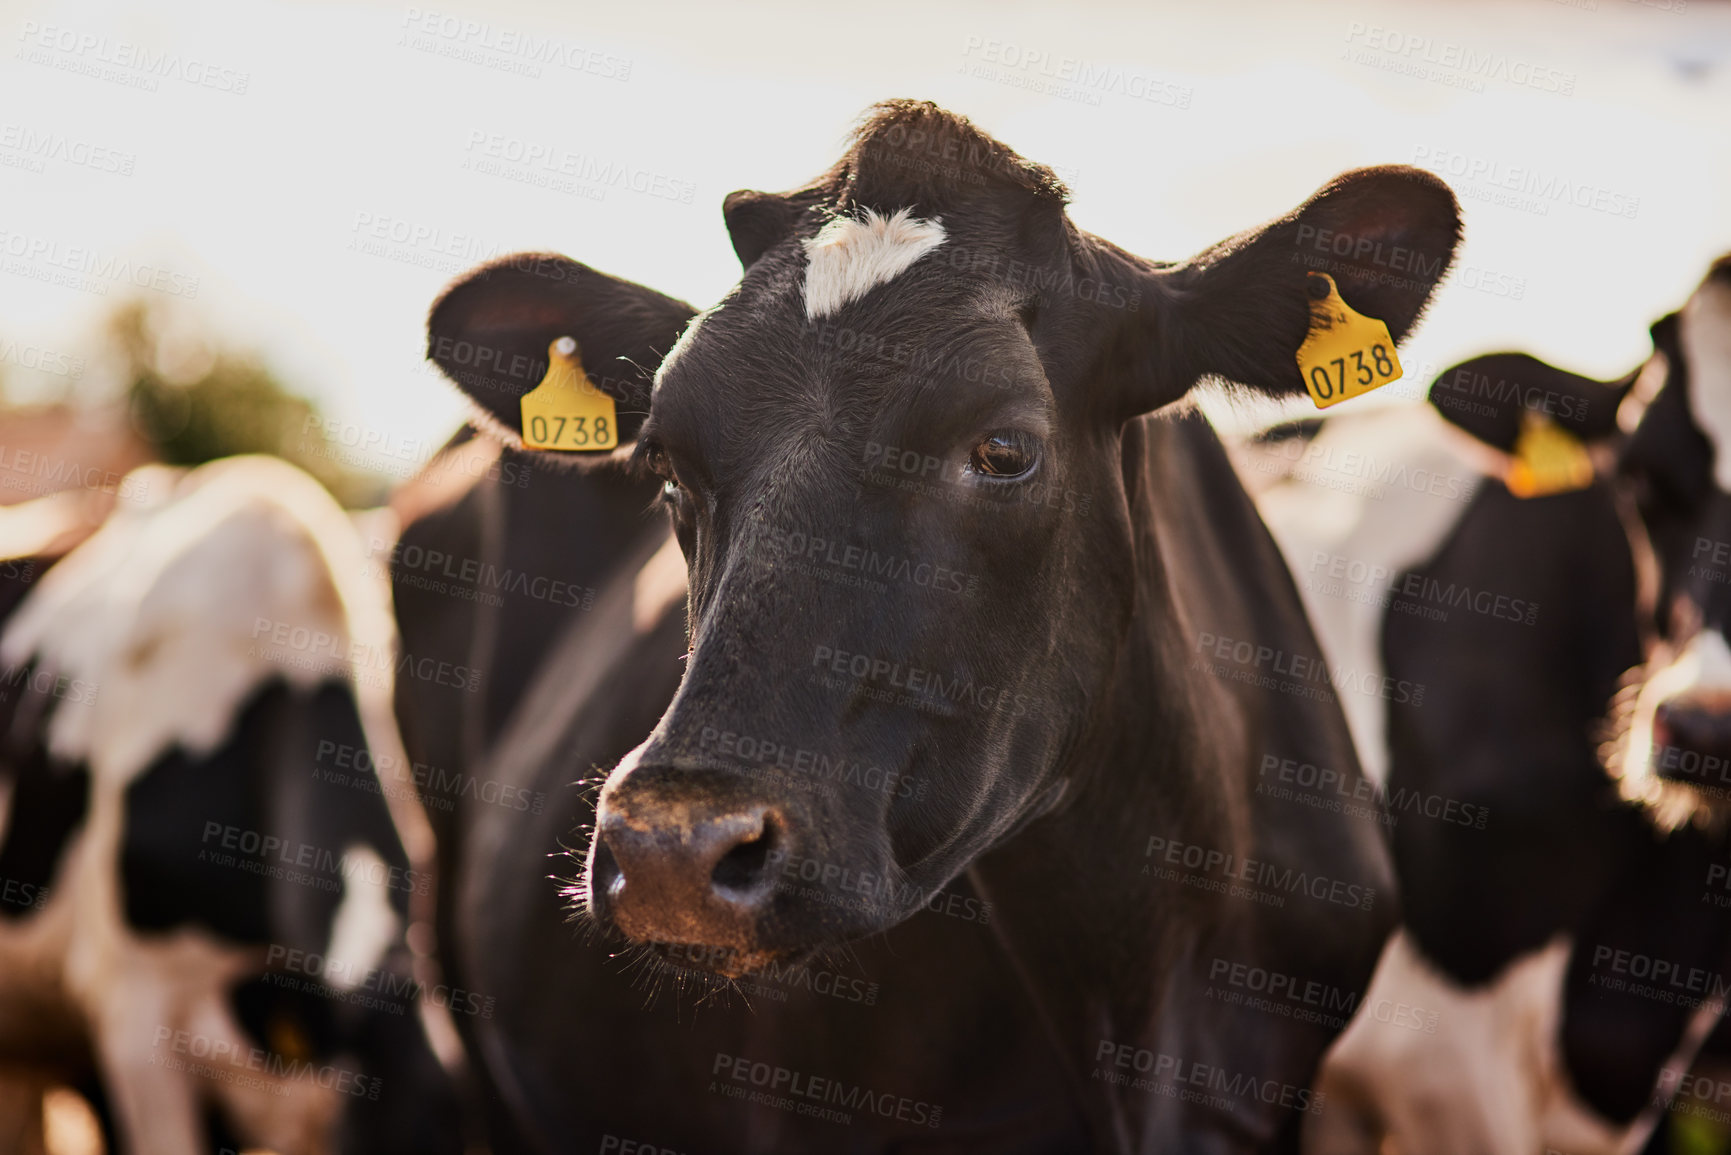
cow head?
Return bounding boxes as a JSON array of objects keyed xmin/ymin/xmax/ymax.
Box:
[
  {"xmin": 428, "ymin": 101, "xmax": 1460, "ymax": 977},
  {"xmin": 1609, "ymin": 257, "xmax": 1731, "ymax": 826}
]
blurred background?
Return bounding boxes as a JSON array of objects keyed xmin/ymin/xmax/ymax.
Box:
[{"xmin": 2, "ymin": 0, "xmax": 1728, "ymax": 511}]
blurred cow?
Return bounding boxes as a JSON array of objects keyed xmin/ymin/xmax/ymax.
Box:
[
  {"xmin": 1255, "ymin": 258, "xmax": 1731, "ymax": 1154},
  {"xmin": 0, "ymin": 456, "xmax": 458, "ymax": 1154}
]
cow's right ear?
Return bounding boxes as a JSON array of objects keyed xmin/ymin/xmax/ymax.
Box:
[{"xmin": 426, "ymin": 254, "xmax": 697, "ymax": 455}]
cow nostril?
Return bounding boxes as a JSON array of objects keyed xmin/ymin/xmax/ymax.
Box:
[{"xmin": 711, "ymin": 815, "xmax": 779, "ymax": 897}]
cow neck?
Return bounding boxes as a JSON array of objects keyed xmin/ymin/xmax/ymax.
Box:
[
  {"xmin": 977, "ymin": 410, "xmax": 1245, "ymax": 975},
  {"xmin": 961, "ymin": 415, "xmax": 1249, "ymax": 1150}
]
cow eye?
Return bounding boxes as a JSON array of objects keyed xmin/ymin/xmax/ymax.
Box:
[
  {"xmin": 968, "ymin": 431, "xmax": 1040, "ymax": 479},
  {"xmin": 642, "ymin": 443, "xmax": 682, "ymax": 500}
]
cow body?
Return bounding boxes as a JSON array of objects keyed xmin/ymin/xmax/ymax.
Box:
[
  {"xmin": 1257, "ymin": 401, "xmax": 1647, "ymax": 1153},
  {"xmin": 389, "ymin": 434, "xmax": 672, "ymax": 1148},
  {"xmin": 400, "ymin": 411, "xmax": 1399, "ymax": 1152},
  {"xmin": 404, "ymin": 101, "xmax": 1465, "ymax": 1151},
  {"xmin": 0, "ymin": 456, "xmax": 458, "ymax": 1154}
]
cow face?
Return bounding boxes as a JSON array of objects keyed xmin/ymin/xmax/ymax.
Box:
[
  {"xmin": 428, "ymin": 101, "xmax": 1460, "ymax": 977},
  {"xmin": 1611, "ymin": 259, "xmax": 1731, "ymax": 825}
]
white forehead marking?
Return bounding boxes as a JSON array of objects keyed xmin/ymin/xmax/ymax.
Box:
[
  {"xmin": 802, "ymin": 208, "xmax": 946, "ymax": 320},
  {"xmin": 1681, "ymin": 276, "xmax": 1731, "ymax": 491}
]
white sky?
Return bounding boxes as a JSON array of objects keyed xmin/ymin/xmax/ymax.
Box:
[{"xmin": 2, "ymin": 0, "xmax": 1728, "ymax": 472}]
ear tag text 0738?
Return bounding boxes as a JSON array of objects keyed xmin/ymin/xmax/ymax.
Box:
[
  {"xmin": 1296, "ymin": 273, "xmax": 1402, "ymax": 410},
  {"xmin": 520, "ymin": 336, "xmax": 618, "ymax": 451}
]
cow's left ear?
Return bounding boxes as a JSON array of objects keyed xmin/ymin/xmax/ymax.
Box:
[
  {"xmin": 1119, "ymin": 166, "xmax": 1462, "ymax": 413},
  {"xmin": 426, "ymin": 254, "xmax": 696, "ymax": 456}
]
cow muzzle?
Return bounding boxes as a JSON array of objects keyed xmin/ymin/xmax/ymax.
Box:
[{"xmin": 587, "ymin": 768, "xmax": 789, "ymax": 976}]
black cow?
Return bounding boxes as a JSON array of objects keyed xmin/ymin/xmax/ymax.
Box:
[
  {"xmin": 0, "ymin": 456, "xmax": 459, "ymax": 1154},
  {"xmin": 1254, "ymin": 258, "xmax": 1731, "ymax": 1153},
  {"xmin": 404, "ymin": 100, "xmax": 1464, "ymax": 1152},
  {"xmin": 386, "ymin": 429, "xmax": 668, "ymax": 1147}
]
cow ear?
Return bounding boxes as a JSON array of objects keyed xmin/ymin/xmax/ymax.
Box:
[
  {"xmin": 1122, "ymin": 166, "xmax": 1462, "ymax": 413},
  {"xmin": 1619, "ymin": 311, "xmax": 1715, "ymax": 506},
  {"xmin": 426, "ymin": 254, "xmax": 696, "ymax": 455},
  {"xmin": 1427, "ymin": 354, "xmax": 1639, "ymax": 452},
  {"xmin": 723, "ymin": 190, "xmax": 805, "ymax": 270}
]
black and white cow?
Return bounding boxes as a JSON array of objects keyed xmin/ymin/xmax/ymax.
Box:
[
  {"xmin": 402, "ymin": 100, "xmax": 1464, "ymax": 1151},
  {"xmin": 1253, "ymin": 258, "xmax": 1731, "ymax": 1153},
  {"xmin": 0, "ymin": 456, "xmax": 459, "ymax": 1154},
  {"xmin": 1610, "ymin": 258, "xmax": 1731, "ymax": 818}
]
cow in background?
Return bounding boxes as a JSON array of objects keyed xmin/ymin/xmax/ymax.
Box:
[
  {"xmin": 1254, "ymin": 258, "xmax": 1731, "ymax": 1153},
  {"xmin": 0, "ymin": 455, "xmax": 458, "ymax": 1154}
]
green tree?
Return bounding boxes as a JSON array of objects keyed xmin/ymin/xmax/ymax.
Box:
[{"xmin": 110, "ymin": 301, "xmax": 385, "ymax": 507}]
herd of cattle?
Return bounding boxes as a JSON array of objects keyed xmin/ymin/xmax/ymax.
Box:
[{"xmin": 0, "ymin": 99, "xmax": 1728, "ymax": 1154}]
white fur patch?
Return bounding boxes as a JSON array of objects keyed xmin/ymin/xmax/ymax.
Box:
[
  {"xmin": 1307, "ymin": 933, "xmax": 1625, "ymax": 1155},
  {"xmin": 1256, "ymin": 404, "xmax": 1485, "ymax": 788},
  {"xmin": 0, "ymin": 458, "xmax": 354, "ymax": 788},
  {"xmin": 324, "ymin": 846, "xmax": 401, "ymax": 992},
  {"xmin": 1681, "ymin": 277, "xmax": 1731, "ymax": 492},
  {"xmin": 802, "ymin": 208, "xmax": 946, "ymax": 320}
]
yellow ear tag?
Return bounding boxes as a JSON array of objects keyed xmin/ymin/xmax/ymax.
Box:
[
  {"xmin": 519, "ymin": 336, "xmax": 619, "ymax": 451},
  {"xmin": 1296, "ymin": 273, "xmax": 1403, "ymax": 410},
  {"xmin": 1506, "ymin": 412, "xmax": 1594, "ymax": 498}
]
